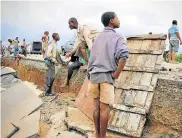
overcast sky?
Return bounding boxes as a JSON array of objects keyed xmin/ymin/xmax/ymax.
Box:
[{"xmin": 1, "ymin": 0, "xmax": 182, "ymax": 53}]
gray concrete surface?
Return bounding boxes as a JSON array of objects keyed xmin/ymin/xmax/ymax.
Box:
[
  {"xmin": 1, "ymin": 71, "xmax": 43, "ymax": 138},
  {"xmin": 1, "ymin": 66, "xmax": 16, "ymax": 76}
]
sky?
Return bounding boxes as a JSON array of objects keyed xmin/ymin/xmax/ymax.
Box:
[{"xmin": 1, "ymin": 0, "xmax": 182, "ymax": 53}]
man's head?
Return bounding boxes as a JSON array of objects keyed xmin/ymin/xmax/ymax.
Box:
[
  {"xmin": 8, "ymin": 39, "xmax": 12, "ymax": 43},
  {"xmin": 52, "ymin": 33, "xmax": 60, "ymax": 41},
  {"xmin": 15, "ymin": 37, "xmax": 18, "ymax": 40},
  {"xmin": 68, "ymin": 17, "xmax": 78, "ymax": 30},
  {"xmin": 44, "ymin": 31, "xmax": 49, "ymax": 36},
  {"xmin": 101, "ymin": 12, "xmax": 120, "ymax": 28},
  {"xmin": 23, "ymin": 39, "xmax": 25, "ymax": 41},
  {"xmin": 172, "ymin": 20, "xmax": 177, "ymax": 25}
]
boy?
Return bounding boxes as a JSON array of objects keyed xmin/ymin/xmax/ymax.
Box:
[
  {"xmin": 16, "ymin": 45, "xmax": 27, "ymax": 66},
  {"xmin": 87, "ymin": 12, "xmax": 129, "ymax": 138},
  {"xmin": 44, "ymin": 33, "xmax": 60, "ymax": 96},
  {"xmin": 168, "ymin": 20, "xmax": 182, "ymax": 63},
  {"xmin": 42, "ymin": 31, "xmax": 49, "ymax": 58}
]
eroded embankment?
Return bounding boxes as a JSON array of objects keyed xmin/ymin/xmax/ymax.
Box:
[{"xmin": 2, "ymin": 57, "xmax": 86, "ymax": 95}]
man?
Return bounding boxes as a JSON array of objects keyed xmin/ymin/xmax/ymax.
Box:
[
  {"xmin": 22, "ymin": 39, "xmax": 27, "ymax": 47},
  {"xmin": 13, "ymin": 37, "xmax": 19, "ymax": 56},
  {"xmin": 8, "ymin": 39, "xmax": 13, "ymax": 53},
  {"xmin": 15, "ymin": 45, "xmax": 27, "ymax": 66},
  {"xmin": 61, "ymin": 49, "xmax": 90, "ymax": 88},
  {"xmin": 87, "ymin": 12, "xmax": 129, "ymax": 138},
  {"xmin": 44, "ymin": 33, "xmax": 61, "ymax": 96},
  {"xmin": 168, "ymin": 20, "xmax": 182, "ymax": 63},
  {"xmin": 42, "ymin": 31, "xmax": 50, "ymax": 58},
  {"xmin": 66, "ymin": 18, "xmax": 98, "ymax": 69}
]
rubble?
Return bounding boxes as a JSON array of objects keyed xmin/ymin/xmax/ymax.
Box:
[
  {"xmin": 66, "ymin": 107, "xmax": 95, "ymax": 135},
  {"xmin": 1, "ymin": 71, "xmax": 42, "ymax": 138}
]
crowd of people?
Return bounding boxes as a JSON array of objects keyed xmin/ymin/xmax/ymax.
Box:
[{"xmin": 1, "ymin": 11, "xmax": 181, "ymax": 138}]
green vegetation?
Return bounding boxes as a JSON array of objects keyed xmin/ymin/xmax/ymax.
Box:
[{"xmin": 176, "ymin": 54, "xmax": 182, "ymax": 63}]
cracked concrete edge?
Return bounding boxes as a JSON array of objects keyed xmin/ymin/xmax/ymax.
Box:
[{"xmin": 64, "ymin": 118, "xmax": 94, "ymax": 136}]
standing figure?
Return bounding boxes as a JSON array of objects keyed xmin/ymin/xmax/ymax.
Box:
[
  {"xmin": 44, "ymin": 33, "xmax": 61, "ymax": 96},
  {"xmin": 87, "ymin": 12, "xmax": 129, "ymax": 138},
  {"xmin": 13, "ymin": 37, "xmax": 19, "ymax": 56},
  {"xmin": 22, "ymin": 38, "xmax": 27, "ymax": 47},
  {"xmin": 168, "ymin": 20, "xmax": 182, "ymax": 63},
  {"xmin": 42, "ymin": 31, "xmax": 49, "ymax": 58}
]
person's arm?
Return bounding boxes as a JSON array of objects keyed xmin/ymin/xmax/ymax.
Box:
[
  {"xmin": 56, "ymin": 50, "xmax": 66, "ymax": 65},
  {"xmin": 112, "ymin": 37, "xmax": 129, "ymax": 79},
  {"xmin": 46, "ymin": 43, "xmax": 56, "ymax": 63},
  {"xmin": 83, "ymin": 26, "xmax": 93, "ymax": 51},
  {"xmin": 168, "ymin": 33, "xmax": 171, "ymax": 40},
  {"xmin": 112, "ymin": 58, "xmax": 126, "ymax": 79},
  {"xmin": 175, "ymin": 26, "xmax": 182, "ymax": 44},
  {"xmin": 66, "ymin": 38, "xmax": 81, "ymax": 57},
  {"xmin": 176, "ymin": 32, "xmax": 182, "ymax": 44},
  {"xmin": 51, "ymin": 43, "xmax": 58, "ymax": 64}
]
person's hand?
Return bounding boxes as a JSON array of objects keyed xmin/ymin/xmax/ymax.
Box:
[
  {"xmin": 66, "ymin": 52, "xmax": 72, "ymax": 58},
  {"xmin": 180, "ymin": 41, "xmax": 182, "ymax": 45},
  {"xmin": 112, "ymin": 72, "xmax": 120, "ymax": 79}
]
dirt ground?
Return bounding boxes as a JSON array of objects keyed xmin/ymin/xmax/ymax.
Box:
[{"xmin": 38, "ymin": 91, "xmax": 182, "ymax": 138}]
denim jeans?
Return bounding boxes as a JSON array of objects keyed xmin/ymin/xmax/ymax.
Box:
[{"xmin": 14, "ymin": 47, "xmax": 19, "ymax": 56}]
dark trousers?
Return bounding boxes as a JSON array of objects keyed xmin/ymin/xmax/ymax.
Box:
[
  {"xmin": 45, "ymin": 64, "xmax": 55, "ymax": 94},
  {"xmin": 66, "ymin": 61, "xmax": 83, "ymax": 85},
  {"xmin": 71, "ymin": 56, "xmax": 79, "ymax": 62}
]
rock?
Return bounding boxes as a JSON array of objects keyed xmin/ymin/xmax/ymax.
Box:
[
  {"xmin": 45, "ymin": 111, "xmax": 67, "ymax": 137},
  {"xmin": 66, "ymin": 107, "xmax": 94, "ymax": 135},
  {"xmin": 50, "ymin": 131, "xmax": 85, "ymax": 138}
]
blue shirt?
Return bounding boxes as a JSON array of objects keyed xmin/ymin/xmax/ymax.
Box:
[{"xmin": 168, "ymin": 25, "xmax": 179, "ymax": 40}]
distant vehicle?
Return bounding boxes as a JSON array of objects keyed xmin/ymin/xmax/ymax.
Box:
[
  {"xmin": 61, "ymin": 40, "xmax": 75, "ymax": 56},
  {"xmin": 30, "ymin": 41, "xmax": 42, "ymax": 54}
]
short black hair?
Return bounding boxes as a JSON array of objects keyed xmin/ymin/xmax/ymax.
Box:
[
  {"xmin": 101, "ymin": 12, "xmax": 116, "ymax": 27},
  {"xmin": 69, "ymin": 17, "xmax": 78, "ymax": 24},
  {"xmin": 52, "ymin": 33, "xmax": 58, "ymax": 39},
  {"xmin": 8, "ymin": 39, "xmax": 12, "ymax": 43},
  {"xmin": 172, "ymin": 20, "xmax": 177, "ymax": 25},
  {"xmin": 23, "ymin": 39, "xmax": 25, "ymax": 41}
]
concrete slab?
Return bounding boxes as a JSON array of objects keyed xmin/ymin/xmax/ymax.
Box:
[
  {"xmin": 66, "ymin": 107, "xmax": 94, "ymax": 134},
  {"xmin": 75, "ymin": 79, "xmax": 94, "ymax": 120},
  {"xmin": 1, "ymin": 79, "xmax": 42, "ymax": 138},
  {"xmin": 1, "ymin": 74, "xmax": 20, "ymax": 88},
  {"xmin": 45, "ymin": 111, "xmax": 67, "ymax": 138},
  {"xmin": 1, "ymin": 66, "xmax": 16, "ymax": 76}
]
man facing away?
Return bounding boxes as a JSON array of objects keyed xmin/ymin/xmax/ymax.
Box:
[
  {"xmin": 44, "ymin": 33, "xmax": 61, "ymax": 96},
  {"xmin": 168, "ymin": 20, "xmax": 182, "ymax": 63},
  {"xmin": 87, "ymin": 12, "xmax": 129, "ymax": 138},
  {"xmin": 66, "ymin": 17, "xmax": 98, "ymax": 69}
]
